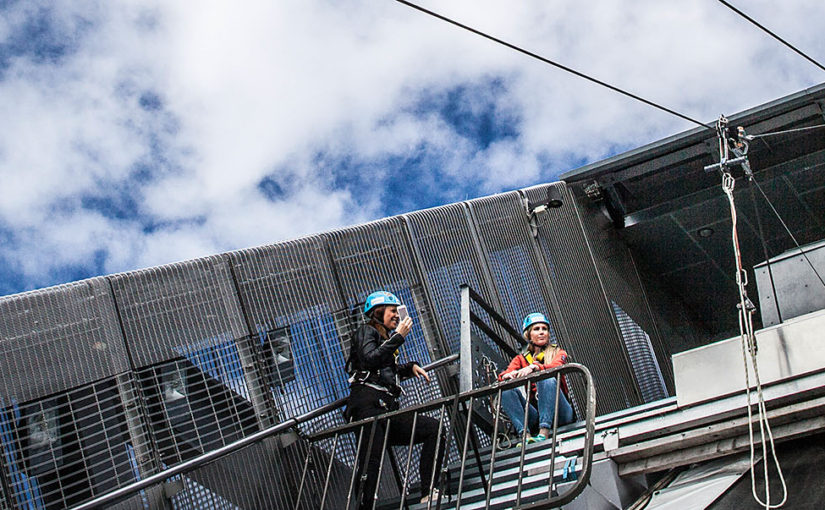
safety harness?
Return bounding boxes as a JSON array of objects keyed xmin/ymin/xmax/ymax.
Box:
[{"xmin": 346, "ymin": 332, "xmax": 404, "ymax": 398}]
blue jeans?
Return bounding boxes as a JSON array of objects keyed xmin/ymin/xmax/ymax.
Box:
[{"xmin": 499, "ymin": 377, "xmax": 574, "ymax": 435}]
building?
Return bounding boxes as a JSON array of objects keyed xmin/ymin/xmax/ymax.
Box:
[{"xmin": 1, "ymin": 83, "xmax": 824, "ymax": 509}]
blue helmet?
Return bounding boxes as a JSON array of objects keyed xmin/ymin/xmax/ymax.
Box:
[
  {"xmin": 363, "ymin": 291, "xmax": 402, "ymax": 316},
  {"xmin": 522, "ymin": 313, "xmax": 550, "ymax": 333}
]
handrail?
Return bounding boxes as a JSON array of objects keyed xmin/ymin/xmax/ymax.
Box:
[
  {"xmin": 465, "ymin": 285, "xmax": 526, "ymax": 350},
  {"xmin": 304, "ymin": 363, "xmax": 596, "ymax": 509},
  {"xmin": 69, "ymin": 354, "xmax": 459, "ymax": 510}
]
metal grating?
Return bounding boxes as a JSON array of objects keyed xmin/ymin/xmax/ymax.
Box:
[
  {"xmin": 0, "ymin": 377, "xmax": 147, "ymax": 509},
  {"xmin": 0, "ymin": 278, "xmax": 129, "ymax": 403},
  {"xmin": 405, "ymin": 203, "xmax": 513, "ymax": 358},
  {"xmin": 611, "ymin": 302, "xmax": 668, "ymax": 403},
  {"xmin": 575, "ymin": 193, "xmax": 675, "ymax": 395},
  {"xmin": 524, "ymin": 183, "xmax": 643, "ymax": 413}
]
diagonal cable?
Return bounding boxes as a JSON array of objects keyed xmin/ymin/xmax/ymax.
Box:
[
  {"xmin": 394, "ymin": 0, "xmax": 711, "ymax": 130},
  {"xmin": 749, "ymin": 177, "xmax": 825, "ymax": 290},
  {"xmin": 717, "ymin": 0, "xmax": 825, "ymax": 72}
]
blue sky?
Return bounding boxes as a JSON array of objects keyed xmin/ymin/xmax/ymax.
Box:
[{"xmin": 1, "ymin": 0, "xmax": 823, "ymax": 296}]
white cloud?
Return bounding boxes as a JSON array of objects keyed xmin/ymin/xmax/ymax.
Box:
[{"xmin": 1, "ymin": 0, "xmax": 823, "ymax": 293}]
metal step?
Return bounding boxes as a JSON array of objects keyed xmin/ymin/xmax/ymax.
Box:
[{"xmin": 381, "ymin": 442, "xmax": 581, "ymax": 510}]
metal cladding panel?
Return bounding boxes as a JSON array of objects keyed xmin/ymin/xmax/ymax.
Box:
[
  {"xmin": 324, "ymin": 218, "xmax": 445, "ymax": 444},
  {"xmin": 0, "ymin": 278, "xmax": 129, "ymax": 402},
  {"xmin": 228, "ymin": 236, "xmax": 352, "ymax": 438},
  {"xmin": 110, "ymin": 256, "xmax": 249, "ymax": 367},
  {"xmin": 405, "ymin": 203, "xmax": 509, "ymax": 356},
  {"xmin": 0, "ymin": 377, "xmax": 147, "ymax": 509},
  {"xmin": 755, "ymin": 240, "xmax": 825, "ymax": 326},
  {"xmin": 468, "ymin": 191, "xmax": 564, "ymax": 342},
  {"xmin": 109, "ymin": 256, "xmax": 262, "ymax": 469},
  {"xmin": 227, "ymin": 236, "xmax": 350, "ymax": 427},
  {"xmin": 228, "ymin": 237, "xmax": 345, "ymax": 331},
  {"xmin": 523, "ymin": 182, "xmax": 642, "ymax": 413},
  {"xmin": 574, "ymin": 194, "xmax": 674, "ymax": 398}
]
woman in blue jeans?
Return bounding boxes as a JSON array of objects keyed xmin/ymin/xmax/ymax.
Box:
[{"xmin": 498, "ymin": 313, "xmax": 575, "ymax": 443}]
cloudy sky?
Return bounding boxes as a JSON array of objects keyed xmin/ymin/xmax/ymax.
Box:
[{"xmin": 1, "ymin": 0, "xmax": 823, "ymax": 296}]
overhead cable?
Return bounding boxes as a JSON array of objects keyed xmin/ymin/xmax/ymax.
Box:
[
  {"xmin": 745, "ymin": 123, "xmax": 825, "ymax": 139},
  {"xmin": 394, "ymin": 0, "xmax": 711, "ymax": 130},
  {"xmin": 717, "ymin": 0, "xmax": 825, "ymax": 73},
  {"xmin": 750, "ymin": 178, "xmax": 825, "ymax": 290}
]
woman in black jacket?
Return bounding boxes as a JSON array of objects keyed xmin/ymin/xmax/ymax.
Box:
[{"xmin": 346, "ymin": 291, "xmax": 443, "ymax": 508}]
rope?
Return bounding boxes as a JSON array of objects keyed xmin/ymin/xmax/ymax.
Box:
[{"xmin": 715, "ymin": 117, "xmax": 787, "ymax": 508}]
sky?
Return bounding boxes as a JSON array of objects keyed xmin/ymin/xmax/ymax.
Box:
[{"xmin": 1, "ymin": 0, "xmax": 823, "ymax": 296}]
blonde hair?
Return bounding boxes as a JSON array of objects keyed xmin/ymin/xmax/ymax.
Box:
[{"xmin": 524, "ymin": 324, "xmax": 559, "ymax": 360}]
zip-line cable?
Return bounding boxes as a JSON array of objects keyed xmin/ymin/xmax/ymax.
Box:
[
  {"xmin": 393, "ymin": 0, "xmax": 711, "ymax": 130},
  {"xmin": 396, "ymin": 0, "xmax": 825, "ymax": 295},
  {"xmin": 717, "ymin": 0, "xmax": 825, "ymax": 73}
]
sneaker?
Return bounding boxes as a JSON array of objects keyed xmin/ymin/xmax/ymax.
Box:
[
  {"xmin": 516, "ymin": 436, "xmax": 536, "ymax": 448},
  {"xmin": 534, "ymin": 434, "xmax": 547, "ymax": 442},
  {"xmin": 420, "ymin": 487, "xmax": 441, "ymax": 504}
]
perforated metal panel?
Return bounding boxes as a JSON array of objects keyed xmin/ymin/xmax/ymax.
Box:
[
  {"xmin": 523, "ymin": 183, "xmax": 643, "ymax": 413},
  {"xmin": 574, "ymin": 193, "xmax": 675, "ymax": 396},
  {"xmin": 0, "ymin": 278, "xmax": 129, "ymax": 402},
  {"xmin": 405, "ymin": 203, "xmax": 511, "ymax": 357},
  {"xmin": 0, "ymin": 377, "xmax": 148, "ymax": 509},
  {"xmin": 109, "ymin": 257, "xmax": 265, "ymax": 481}
]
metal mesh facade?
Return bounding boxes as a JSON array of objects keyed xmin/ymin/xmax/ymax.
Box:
[
  {"xmin": 523, "ymin": 183, "xmax": 648, "ymax": 413},
  {"xmin": 0, "ymin": 181, "xmax": 688, "ymax": 509}
]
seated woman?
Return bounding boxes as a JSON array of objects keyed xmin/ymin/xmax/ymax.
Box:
[
  {"xmin": 345, "ymin": 291, "xmax": 443, "ymax": 508},
  {"xmin": 498, "ymin": 313, "xmax": 575, "ymax": 443}
]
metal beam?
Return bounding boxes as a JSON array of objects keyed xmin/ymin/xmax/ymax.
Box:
[
  {"xmin": 607, "ymin": 395, "xmax": 825, "ymax": 464},
  {"xmin": 617, "ymin": 415, "xmax": 825, "ymax": 477}
]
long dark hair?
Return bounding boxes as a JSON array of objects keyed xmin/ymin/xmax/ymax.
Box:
[{"xmin": 369, "ymin": 305, "xmax": 389, "ymax": 339}]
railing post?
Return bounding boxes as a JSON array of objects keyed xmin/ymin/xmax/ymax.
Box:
[
  {"xmin": 346, "ymin": 426, "xmax": 366, "ymax": 510},
  {"xmin": 484, "ymin": 387, "xmax": 503, "ymax": 509},
  {"xmin": 547, "ymin": 372, "xmax": 562, "ymax": 495},
  {"xmin": 455, "ymin": 396, "xmax": 477, "ymax": 510},
  {"xmin": 459, "ymin": 285, "xmax": 473, "ymax": 393},
  {"xmin": 319, "ymin": 433, "xmax": 341, "ymax": 510},
  {"xmin": 371, "ymin": 420, "xmax": 392, "ymax": 510},
  {"xmin": 515, "ymin": 379, "xmax": 531, "ymax": 507},
  {"xmin": 399, "ymin": 412, "xmax": 419, "ymax": 510},
  {"xmin": 427, "ymin": 404, "xmax": 448, "ymax": 510},
  {"xmin": 431, "ymin": 393, "xmax": 462, "ymax": 510},
  {"xmin": 294, "ymin": 443, "xmax": 314, "ymax": 510}
]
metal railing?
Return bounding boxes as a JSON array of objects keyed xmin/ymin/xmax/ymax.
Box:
[
  {"xmin": 302, "ymin": 363, "xmax": 595, "ymax": 509},
  {"xmin": 299, "ymin": 282, "xmax": 596, "ymax": 509},
  {"xmin": 70, "ymin": 281, "xmax": 596, "ymax": 510},
  {"xmin": 69, "ymin": 355, "xmax": 458, "ymax": 510}
]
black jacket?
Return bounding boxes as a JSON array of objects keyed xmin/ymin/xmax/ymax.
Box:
[{"xmin": 346, "ymin": 323, "xmax": 417, "ymax": 398}]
